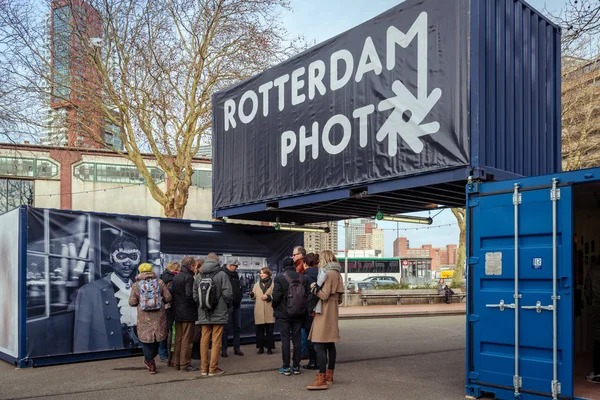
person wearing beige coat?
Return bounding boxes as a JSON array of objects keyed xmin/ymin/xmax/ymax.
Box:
[
  {"xmin": 249, "ymin": 267, "xmax": 275, "ymax": 354},
  {"xmin": 307, "ymin": 250, "xmax": 344, "ymax": 390}
]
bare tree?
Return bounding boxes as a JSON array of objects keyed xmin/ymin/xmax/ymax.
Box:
[
  {"xmin": 0, "ymin": 0, "xmax": 299, "ymax": 217},
  {"xmin": 552, "ymin": 0, "xmax": 600, "ymax": 54},
  {"xmin": 451, "ymin": 207, "xmax": 465, "ymax": 287},
  {"xmin": 562, "ymin": 54, "xmax": 600, "ymax": 171}
]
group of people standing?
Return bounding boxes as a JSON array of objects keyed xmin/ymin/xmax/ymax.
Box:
[
  {"xmin": 128, "ymin": 253, "xmax": 242, "ymax": 376},
  {"xmin": 126, "ymin": 246, "xmax": 344, "ymax": 391}
]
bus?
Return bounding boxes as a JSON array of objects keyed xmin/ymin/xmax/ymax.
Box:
[{"xmin": 336, "ymin": 257, "xmax": 402, "ymax": 283}]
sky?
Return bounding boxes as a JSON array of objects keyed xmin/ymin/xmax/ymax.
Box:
[{"xmin": 279, "ymin": 0, "xmax": 567, "ymax": 256}]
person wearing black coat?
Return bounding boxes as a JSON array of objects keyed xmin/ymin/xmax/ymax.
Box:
[
  {"xmin": 272, "ymin": 256, "xmax": 310, "ymax": 375},
  {"xmin": 221, "ymin": 259, "xmax": 244, "ymax": 357},
  {"xmin": 158, "ymin": 263, "xmax": 180, "ymax": 363},
  {"xmin": 170, "ymin": 257, "xmax": 199, "ymax": 372},
  {"xmin": 302, "ymin": 253, "xmax": 320, "ymax": 370}
]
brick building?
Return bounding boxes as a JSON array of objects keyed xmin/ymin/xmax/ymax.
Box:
[
  {"xmin": 393, "ymin": 236, "xmax": 457, "ymax": 270},
  {"xmin": 0, "ymin": 143, "xmax": 212, "ymax": 220}
]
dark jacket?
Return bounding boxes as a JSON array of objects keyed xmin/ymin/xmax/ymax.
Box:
[
  {"xmin": 304, "ymin": 267, "xmax": 319, "ymax": 285},
  {"xmin": 160, "ymin": 270, "xmax": 177, "ymax": 326},
  {"xmin": 171, "ymin": 266, "xmax": 198, "ymax": 322},
  {"xmin": 272, "ymin": 265, "xmax": 310, "ymax": 320},
  {"xmin": 73, "ymin": 274, "xmax": 139, "ymax": 352},
  {"xmin": 194, "ymin": 259, "xmax": 233, "ymax": 325},
  {"xmin": 222, "ymin": 266, "xmax": 243, "ymax": 306},
  {"xmin": 160, "ymin": 270, "xmax": 177, "ymax": 286}
]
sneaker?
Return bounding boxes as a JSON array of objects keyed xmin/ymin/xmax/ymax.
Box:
[
  {"xmin": 234, "ymin": 348, "xmax": 244, "ymax": 356},
  {"xmin": 292, "ymin": 366, "xmax": 301, "ymax": 375},
  {"xmin": 221, "ymin": 350, "xmax": 228, "ymax": 358},
  {"xmin": 209, "ymin": 367, "xmax": 225, "ymax": 376},
  {"xmin": 586, "ymin": 372, "xmax": 599, "ymax": 380},
  {"xmin": 267, "ymin": 349, "xmax": 273, "ymax": 355},
  {"xmin": 182, "ymin": 365, "xmax": 199, "ymax": 372},
  {"xmin": 278, "ymin": 367, "xmax": 292, "ymax": 376},
  {"xmin": 201, "ymin": 371, "xmax": 209, "ymax": 377}
]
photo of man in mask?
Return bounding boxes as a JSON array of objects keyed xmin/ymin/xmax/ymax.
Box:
[{"xmin": 73, "ymin": 235, "xmax": 142, "ymax": 353}]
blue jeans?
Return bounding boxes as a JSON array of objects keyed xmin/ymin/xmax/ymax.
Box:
[
  {"xmin": 158, "ymin": 338, "xmax": 168, "ymax": 360},
  {"xmin": 222, "ymin": 304, "xmax": 242, "ymax": 350},
  {"xmin": 301, "ymin": 329, "xmax": 308, "ymax": 356}
]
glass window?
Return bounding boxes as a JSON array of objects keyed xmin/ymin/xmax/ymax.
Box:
[
  {"xmin": 0, "ymin": 178, "xmax": 34, "ymax": 213},
  {"xmin": 0, "ymin": 157, "xmax": 58, "ymax": 178},
  {"xmin": 73, "ymin": 162, "xmax": 165, "ymax": 184},
  {"xmin": 191, "ymin": 169, "xmax": 212, "ymax": 188}
]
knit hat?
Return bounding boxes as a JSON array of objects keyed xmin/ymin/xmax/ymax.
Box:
[{"xmin": 138, "ymin": 263, "xmax": 152, "ymax": 273}]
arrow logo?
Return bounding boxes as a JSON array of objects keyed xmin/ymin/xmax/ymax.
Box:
[{"xmin": 376, "ymin": 12, "xmax": 442, "ymax": 156}]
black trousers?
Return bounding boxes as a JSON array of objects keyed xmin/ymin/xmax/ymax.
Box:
[
  {"xmin": 279, "ymin": 318, "xmax": 302, "ymax": 368},
  {"xmin": 141, "ymin": 341, "xmax": 159, "ymax": 361},
  {"xmin": 314, "ymin": 342, "xmax": 337, "ymax": 374},
  {"xmin": 256, "ymin": 323, "xmax": 275, "ymax": 350},
  {"xmin": 594, "ymin": 339, "xmax": 600, "ymax": 374}
]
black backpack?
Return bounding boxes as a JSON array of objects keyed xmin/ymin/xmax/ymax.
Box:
[
  {"xmin": 199, "ymin": 271, "xmax": 219, "ymax": 311},
  {"xmin": 283, "ymin": 273, "xmax": 307, "ymax": 317}
]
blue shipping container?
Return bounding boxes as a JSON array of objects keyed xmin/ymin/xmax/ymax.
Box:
[
  {"xmin": 466, "ymin": 168, "xmax": 600, "ymax": 400},
  {"xmin": 213, "ymin": 0, "xmax": 561, "ymax": 225}
]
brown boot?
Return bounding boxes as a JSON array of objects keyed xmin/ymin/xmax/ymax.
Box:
[
  {"xmin": 326, "ymin": 369, "xmax": 334, "ymax": 385},
  {"xmin": 148, "ymin": 360, "xmax": 157, "ymax": 374},
  {"xmin": 306, "ymin": 373, "xmax": 328, "ymax": 390}
]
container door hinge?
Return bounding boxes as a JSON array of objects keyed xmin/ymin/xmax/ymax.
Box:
[
  {"xmin": 550, "ymin": 187, "xmax": 560, "ymax": 201},
  {"xmin": 513, "ymin": 192, "xmax": 522, "ymax": 205},
  {"xmin": 551, "ymin": 380, "xmax": 561, "ymax": 399},
  {"xmin": 468, "ymin": 199, "xmax": 479, "ymax": 208},
  {"xmin": 467, "ymin": 314, "xmax": 479, "ymax": 322},
  {"xmin": 513, "ymin": 375, "xmax": 522, "ymax": 392}
]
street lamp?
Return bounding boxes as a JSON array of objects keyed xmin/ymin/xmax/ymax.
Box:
[
  {"xmin": 375, "ymin": 212, "xmax": 433, "ymax": 225},
  {"xmin": 344, "ymin": 219, "xmax": 349, "ymax": 307}
]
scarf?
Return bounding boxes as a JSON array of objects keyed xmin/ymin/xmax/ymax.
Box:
[
  {"xmin": 259, "ymin": 277, "xmax": 272, "ymax": 294},
  {"xmin": 314, "ymin": 262, "xmax": 342, "ymax": 314},
  {"xmin": 111, "ymin": 273, "xmax": 137, "ymax": 326}
]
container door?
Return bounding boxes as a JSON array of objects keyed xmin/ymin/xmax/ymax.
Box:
[{"xmin": 467, "ymin": 179, "xmax": 573, "ymax": 399}]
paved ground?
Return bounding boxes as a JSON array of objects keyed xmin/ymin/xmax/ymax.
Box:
[
  {"xmin": 339, "ymin": 302, "xmax": 466, "ymax": 319},
  {"xmin": 0, "ymin": 315, "xmax": 466, "ymax": 400}
]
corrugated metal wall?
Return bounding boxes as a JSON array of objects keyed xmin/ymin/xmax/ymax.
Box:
[{"xmin": 470, "ymin": 0, "xmax": 562, "ymax": 179}]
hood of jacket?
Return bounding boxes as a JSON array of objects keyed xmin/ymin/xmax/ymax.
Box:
[
  {"xmin": 160, "ymin": 270, "xmax": 176, "ymax": 285},
  {"xmin": 304, "ymin": 267, "xmax": 319, "ymax": 283},
  {"xmin": 200, "ymin": 258, "xmax": 221, "ymax": 274}
]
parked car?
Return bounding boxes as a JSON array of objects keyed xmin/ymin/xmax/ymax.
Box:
[
  {"xmin": 362, "ymin": 276, "xmax": 400, "ymax": 287},
  {"xmin": 345, "ymin": 281, "xmax": 376, "ymax": 293}
]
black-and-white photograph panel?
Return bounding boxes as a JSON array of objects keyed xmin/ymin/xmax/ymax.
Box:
[
  {"xmin": 24, "ymin": 207, "xmax": 300, "ymax": 359},
  {"xmin": 0, "ymin": 208, "xmax": 20, "ymax": 360}
]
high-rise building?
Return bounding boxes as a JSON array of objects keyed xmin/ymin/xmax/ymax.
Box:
[
  {"xmin": 304, "ymin": 222, "xmax": 338, "ymax": 253},
  {"xmin": 43, "ymin": 0, "xmax": 107, "ymax": 148}
]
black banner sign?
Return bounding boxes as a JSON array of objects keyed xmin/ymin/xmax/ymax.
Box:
[
  {"xmin": 25, "ymin": 208, "xmax": 300, "ymax": 358},
  {"xmin": 213, "ymin": 0, "xmax": 470, "ymax": 210}
]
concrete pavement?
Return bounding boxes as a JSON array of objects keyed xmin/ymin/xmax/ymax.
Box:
[
  {"xmin": 0, "ymin": 315, "xmax": 467, "ymax": 400},
  {"xmin": 339, "ymin": 302, "xmax": 466, "ymax": 319}
]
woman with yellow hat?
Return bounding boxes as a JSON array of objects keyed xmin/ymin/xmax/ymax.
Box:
[{"xmin": 129, "ymin": 263, "xmax": 172, "ymax": 374}]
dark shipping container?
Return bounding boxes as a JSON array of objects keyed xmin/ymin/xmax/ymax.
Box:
[{"xmin": 211, "ymin": 0, "xmax": 561, "ymax": 224}]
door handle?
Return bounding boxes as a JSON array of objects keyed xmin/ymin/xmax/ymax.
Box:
[
  {"xmin": 521, "ymin": 301, "xmax": 554, "ymax": 313},
  {"xmin": 486, "ymin": 299, "xmax": 516, "ymax": 312}
]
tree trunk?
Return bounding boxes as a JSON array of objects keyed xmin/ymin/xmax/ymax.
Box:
[
  {"xmin": 451, "ymin": 208, "xmax": 466, "ymax": 287},
  {"xmin": 162, "ymin": 179, "xmax": 191, "ymax": 219}
]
